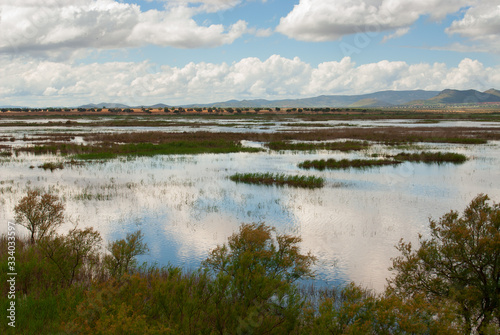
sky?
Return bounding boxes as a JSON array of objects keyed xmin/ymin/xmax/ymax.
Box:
[{"xmin": 1, "ymin": 0, "xmax": 500, "ymax": 107}]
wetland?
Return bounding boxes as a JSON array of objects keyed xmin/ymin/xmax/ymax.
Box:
[{"xmin": 1, "ymin": 111, "xmax": 500, "ymax": 291}]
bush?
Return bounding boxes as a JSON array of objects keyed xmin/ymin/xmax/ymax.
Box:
[
  {"xmin": 389, "ymin": 194, "xmax": 500, "ymax": 334},
  {"xmin": 14, "ymin": 189, "xmax": 65, "ymax": 244}
]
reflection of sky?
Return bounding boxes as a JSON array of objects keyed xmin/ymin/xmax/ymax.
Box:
[{"xmin": 1, "ymin": 122, "xmax": 500, "ymax": 292}]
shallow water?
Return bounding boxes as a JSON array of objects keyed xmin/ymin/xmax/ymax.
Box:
[{"xmin": 1, "ymin": 119, "xmax": 499, "ymax": 291}]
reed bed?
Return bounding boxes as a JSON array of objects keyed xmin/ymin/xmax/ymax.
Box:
[
  {"xmin": 15, "ymin": 140, "xmax": 262, "ymax": 160},
  {"xmin": 83, "ymin": 127, "xmax": 496, "ymax": 144},
  {"xmin": 299, "ymin": 158, "xmax": 401, "ymax": 170},
  {"xmin": 266, "ymin": 140, "xmax": 370, "ymax": 151},
  {"xmin": 391, "ymin": 151, "xmax": 468, "ymax": 163},
  {"xmin": 229, "ymin": 172, "xmax": 325, "ymax": 188}
]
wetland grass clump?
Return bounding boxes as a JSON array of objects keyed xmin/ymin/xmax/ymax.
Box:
[
  {"xmin": 16, "ymin": 140, "xmax": 262, "ymax": 160},
  {"xmin": 391, "ymin": 151, "xmax": 468, "ymax": 163},
  {"xmin": 230, "ymin": 172, "xmax": 324, "ymax": 188},
  {"xmin": 299, "ymin": 158, "xmax": 401, "ymax": 170},
  {"xmin": 266, "ymin": 140, "xmax": 370, "ymax": 152},
  {"xmin": 38, "ymin": 162, "xmax": 64, "ymax": 171}
]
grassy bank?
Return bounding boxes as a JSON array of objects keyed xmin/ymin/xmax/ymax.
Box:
[{"xmin": 230, "ymin": 172, "xmax": 325, "ymax": 188}]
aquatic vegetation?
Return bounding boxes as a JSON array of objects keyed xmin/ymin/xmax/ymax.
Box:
[
  {"xmin": 266, "ymin": 140, "xmax": 370, "ymax": 151},
  {"xmin": 230, "ymin": 172, "xmax": 324, "ymax": 188},
  {"xmin": 391, "ymin": 151, "xmax": 468, "ymax": 163},
  {"xmin": 38, "ymin": 162, "xmax": 64, "ymax": 171},
  {"xmin": 298, "ymin": 158, "xmax": 401, "ymax": 170},
  {"xmin": 15, "ymin": 140, "xmax": 263, "ymax": 160}
]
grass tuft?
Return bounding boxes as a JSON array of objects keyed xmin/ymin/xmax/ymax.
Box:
[
  {"xmin": 38, "ymin": 162, "xmax": 64, "ymax": 171},
  {"xmin": 266, "ymin": 140, "xmax": 370, "ymax": 152},
  {"xmin": 298, "ymin": 158, "xmax": 401, "ymax": 170},
  {"xmin": 230, "ymin": 172, "xmax": 324, "ymax": 188},
  {"xmin": 391, "ymin": 151, "xmax": 468, "ymax": 163}
]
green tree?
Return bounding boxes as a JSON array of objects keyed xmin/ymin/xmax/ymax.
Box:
[
  {"xmin": 40, "ymin": 227, "xmax": 103, "ymax": 286},
  {"xmin": 14, "ymin": 189, "xmax": 65, "ymax": 244},
  {"xmin": 389, "ymin": 194, "xmax": 500, "ymax": 334},
  {"xmin": 104, "ymin": 230, "xmax": 149, "ymax": 278},
  {"xmin": 203, "ymin": 223, "xmax": 316, "ymax": 334}
]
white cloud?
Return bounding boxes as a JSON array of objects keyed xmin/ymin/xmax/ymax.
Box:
[
  {"xmin": 276, "ymin": 0, "xmax": 473, "ymax": 42},
  {"xmin": 446, "ymin": 0, "xmax": 500, "ymax": 53},
  {"xmin": 0, "ymin": 0, "xmax": 249, "ymax": 58},
  {"xmin": 2, "ymin": 55, "xmax": 499, "ymax": 107},
  {"xmin": 382, "ymin": 27, "xmax": 410, "ymax": 43}
]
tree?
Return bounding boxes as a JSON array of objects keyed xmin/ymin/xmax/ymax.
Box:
[
  {"xmin": 14, "ymin": 189, "xmax": 65, "ymax": 244},
  {"xmin": 104, "ymin": 230, "xmax": 149, "ymax": 278},
  {"xmin": 40, "ymin": 227, "xmax": 102, "ymax": 286},
  {"xmin": 203, "ymin": 223, "xmax": 316, "ymax": 334},
  {"xmin": 389, "ymin": 194, "xmax": 500, "ymax": 334}
]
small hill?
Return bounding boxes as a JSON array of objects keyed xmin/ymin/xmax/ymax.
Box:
[
  {"xmin": 485, "ymin": 89, "xmax": 500, "ymax": 98},
  {"xmin": 427, "ymin": 89, "xmax": 500, "ymax": 104},
  {"xmin": 146, "ymin": 103, "xmax": 171, "ymax": 109}
]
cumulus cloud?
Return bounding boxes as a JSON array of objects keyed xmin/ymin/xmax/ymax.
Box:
[
  {"xmin": 446, "ymin": 0, "xmax": 500, "ymax": 53},
  {"xmin": 276, "ymin": 0, "xmax": 473, "ymax": 41},
  {"xmin": 0, "ymin": 0, "xmax": 249, "ymax": 58},
  {"xmin": 2, "ymin": 54, "xmax": 499, "ymax": 107}
]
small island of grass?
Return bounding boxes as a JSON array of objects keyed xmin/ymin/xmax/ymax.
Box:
[
  {"xmin": 298, "ymin": 158, "xmax": 401, "ymax": 170},
  {"xmin": 229, "ymin": 172, "xmax": 324, "ymax": 188},
  {"xmin": 266, "ymin": 140, "xmax": 370, "ymax": 152},
  {"xmin": 391, "ymin": 151, "xmax": 468, "ymax": 163}
]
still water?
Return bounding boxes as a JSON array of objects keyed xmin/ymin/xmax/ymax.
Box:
[{"xmin": 1, "ymin": 120, "xmax": 499, "ymax": 291}]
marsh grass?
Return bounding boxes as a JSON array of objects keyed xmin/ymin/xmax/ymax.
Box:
[
  {"xmin": 84, "ymin": 127, "xmax": 497, "ymax": 144},
  {"xmin": 38, "ymin": 162, "xmax": 64, "ymax": 171},
  {"xmin": 230, "ymin": 172, "xmax": 324, "ymax": 188},
  {"xmin": 391, "ymin": 151, "xmax": 468, "ymax": 163},
  {"xmin": 16, "ymin": 140, "xmax": 262, "ymax": 160},
  {"xmin": 299, "ymin": 158, "xmax": 401, "ymax": 170},
  {"xmin": 266, "ymin": 140, "xmax": 370, "ymax": 151}
]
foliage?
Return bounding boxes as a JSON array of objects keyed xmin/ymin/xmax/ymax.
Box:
[
  {"xmin": 39, "ymin": 227, "xmax": 102, "ymax": 286},
  {"xmin": 14, "ymin": 189, "xmax": 65, "ymax": 244},
  {"xmin": 203, "ymin": 223, "xmax": 316, "ymax": 334},
  {"xmin": 64, "ymin": 274, "xmax": 172, "ymax": 334},
  {"xmin": 389, "ymin": 194, "xmax": 500, "ymax": 334},
  {"xmin": 104, "ymin": 230, "xmax": 149, "ymax": 278},
  {"xmin": 3, "ymin": 191, "xmax": 500, "ymax": 334}
]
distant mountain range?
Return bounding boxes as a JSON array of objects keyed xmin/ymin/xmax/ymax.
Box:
[
  {"xmin": 77, "ymin": 102, "xmax": 132, "ymax": 109},
  {"xmin": 78, "ymin": 89, "xmax": 500, "ymax": 109},
  {"xmin": 185, "ymin": 90, "xmax": 441, "ymax": 108},
  {"xmin": 3, "ymin": 89, "xmax": 499, "ymax": 110}
]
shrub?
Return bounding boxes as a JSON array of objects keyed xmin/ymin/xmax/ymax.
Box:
[{"xmin": 14, "ymin": 189, "xmax": 65, "ymax": 244}]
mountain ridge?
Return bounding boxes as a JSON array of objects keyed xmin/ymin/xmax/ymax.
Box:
[
  {"xmin": 4, "ymin": 89, "xmax": 499, "ymax": 109},
  {"xmin": 408, "ymin": 89, "xmax": 500, "ymax": 105}
]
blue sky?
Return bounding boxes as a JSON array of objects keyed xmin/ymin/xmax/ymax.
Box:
[{"xmin": 1, "ymin": 0, "xmax": 499, "ymax": 107}]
